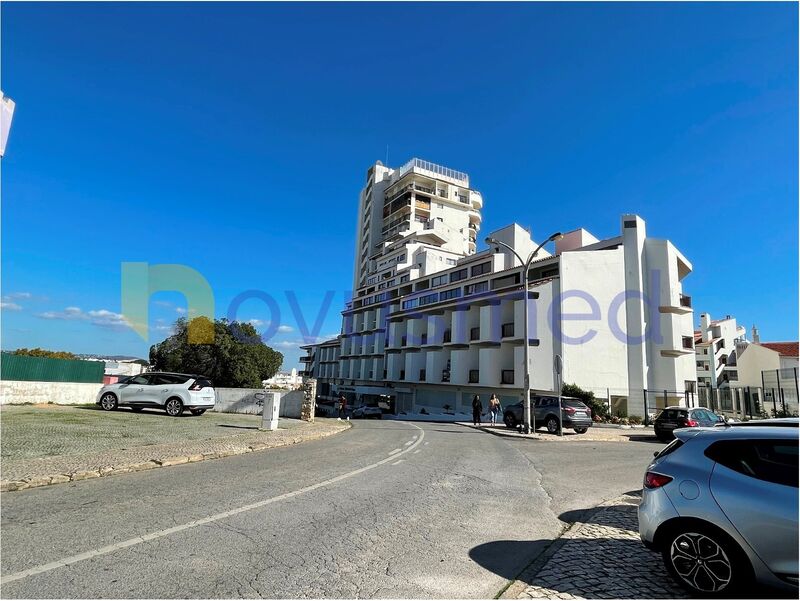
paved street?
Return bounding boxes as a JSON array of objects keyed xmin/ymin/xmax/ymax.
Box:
[{"xmin": 1, "ymin": 420, "xmax": 659, "ymax": 598}]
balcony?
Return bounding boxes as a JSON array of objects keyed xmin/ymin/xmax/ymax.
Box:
[
  {"xmin": 660, "ymin": 335, "xmax": 696, "ymax": 358},
  {"xmin": 659, "ymin": 293, "xmax": 694, "ymax": 315}
]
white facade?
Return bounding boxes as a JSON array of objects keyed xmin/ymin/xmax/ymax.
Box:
[
  {"xmin": 263, "ymin": 368, "xmax": 302, "ymax": 390},
  {"xmin": 301, "ymin": 160, "xmax": 697, "ymax": 418},
  {"xmin": 352, "ymin": 158, "xmax": 483, "ymax": 291},
  {"xmin": 694, "ymin": 313, "xmax": 748, "ymax": 389}
]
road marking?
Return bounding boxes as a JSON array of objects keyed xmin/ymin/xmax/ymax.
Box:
[
  {"xmin": 413, "ymin": 450, "xmax": 420, "ymax": 454},
  {"xmin": 403, "ymin": 441, "xmax": 413, "ymax": 446},
  {"xmin": 391, "ymin": 460, "xmax": 404, "ymax": 465},
  {"xmin": 0, "ymin": 423, "xmax": 425, "ymax": 586},
  {"xmin": 388, "ymin": 448, "xmax": 402, "ymax": 455}
]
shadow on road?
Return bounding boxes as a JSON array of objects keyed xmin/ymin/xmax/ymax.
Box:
[
  {"xmin": 468, "ymin": 539, "xmax": 552, "ymax": 580},
  {"xmin": 217, "ymin": 424, "xmax": 260, "ymax": 430}
]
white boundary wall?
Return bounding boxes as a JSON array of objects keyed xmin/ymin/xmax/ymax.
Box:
[{"xmin": 0, "ymin": 380, "xmax": 103, "ymax": 405}]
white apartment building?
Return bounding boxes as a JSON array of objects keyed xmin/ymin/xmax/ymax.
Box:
[
  {"xmin": 694, "ymin": 313, "xmax": 748, "ymax": 389},
  {"xmin": 301, "ymin": 159, "xmax": 697, "ymax": 418},
  {"xmin": 351, "ymin": 158, "xmax": 482, "ymax": 292},
  {"xmin": 263, "ymin": 368, "xmax": 303, "ymax": 390}
]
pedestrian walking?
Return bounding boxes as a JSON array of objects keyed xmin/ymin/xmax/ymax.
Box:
[
  {"xmin": 338, "ymin": 393, "xmax": 348, "ymax": 420},
  {"xmin": 472, "ymin": 394, "xmax": 482, "ymax": 426},
  {"xmin": 488, "ymin": 394, "xmax": 501, "ymax": 426}
]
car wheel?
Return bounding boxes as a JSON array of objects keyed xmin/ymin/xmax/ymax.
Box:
[
  {"xmin": 190, "ymin": 408, "xmax": 206, "ymax": 416},
  {"xmin": 573, "ymin": 427, "xmax": 588, "ymax": 434},
  {"xmin": 546, "ymin": 416, "xmax": 561, "ymax": 434},
  {"xmin": 165, "ymin": 398, "xmax": 184, "ymax": 417},
  {"xmin": 661, "ymin": 524, "xmax": 750, "ymax": 597},
  {"xmin": 99, "ymin": 393, "xmax": 118, "ymax": 411},
  {"xmin": 504, "ymin": 413, "xmax": 517, "ymax": 429}
]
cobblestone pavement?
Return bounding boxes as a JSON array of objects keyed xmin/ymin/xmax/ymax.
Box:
[
  {"xmin": 460, "ymin": 422, "xmax": 658, "ymax": 443},
  {"xmin": 504, "ymin": 494, "xmax": 689, "ymax": 599},
  {"xmin": 1, "ymin": 406, "xmax": 349, "ymax": 490}
]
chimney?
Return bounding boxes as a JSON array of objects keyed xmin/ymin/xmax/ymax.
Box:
[
  {"xmin": 751, "ymin": 324, "xmax": 760, "ymax": 344},
  {"xmin": 701, "ymin": 313, "xmax": 712, "ymax": 342}
]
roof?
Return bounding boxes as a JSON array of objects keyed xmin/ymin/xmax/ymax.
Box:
[{"xmin": 759, "ymin": 342, "xmax": 799, "ymax": 357}]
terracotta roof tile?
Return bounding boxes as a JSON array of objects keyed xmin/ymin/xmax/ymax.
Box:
[{"xmin": 759, "ymin": 342, "xmax": 799, "ymax": 357}]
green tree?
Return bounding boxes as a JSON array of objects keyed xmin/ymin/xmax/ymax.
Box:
[
  {"xmin": 12, "ymin": 347, "xmax": 77, "ymax": 360},
  {"xmin": 562, "ymin": 382, "xmax": 609, "ymax": 419},
  {"xmin": 149, "ymin": 317, "xmax": 283, "ymax": 388}
]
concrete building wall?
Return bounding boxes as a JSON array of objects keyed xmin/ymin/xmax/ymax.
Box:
[{"xmin": 0, "ymin": 380, "xmax": 102, "ymax": 405}]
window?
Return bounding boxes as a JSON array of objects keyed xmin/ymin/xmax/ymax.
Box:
[
  {"xmin": 465, "ymin": 281, "xmax": 489, "ymax": 295},
  {"xmin": 470, "ymin": 327, "xmax": 480, "ymax": 341},
  {"xmin": 469, "ymin": 370, "xmax": 480, "ymax": 383},
  {"xmin": 705, "ymin": 440, "xmax": 798, "ymax": 488},
  {"xmin": 402, "ymin": 298, "xmax": 419, "ymax": 310},
  {"xmin": 419, "ymin": 293, "xmax": 438, "ymax": 306},
  {"xmin": 501, "ymin": 370, "xmax": 514, "ymax": 385},
  {"xmin": 152, "ymin": 374, "xmax": 191, "ymax": 385},
  {"xmin": 431, "ymin": 274, "xmax": 448, "ymax": 287},
  {"xmin": 419, "ymin": 369, "xmax": 426, "ymax": 381},
  {"xmin": 446, "ymin": 258, "xmax": 457, "ymax": 266},
  {"xmin": 128, "ymin": 375, "xmax": 150, "ymax": 385},
  {"xmin": 471, "ymin": 262, "xmax": 491, "ymax": 277},
  {"xmin": 502, "ymin": 323, "xmax": 514, "ymax": 338},
  {"xmin": 440, "ymin": 288, "xmax": 461, "ymax": 301},
  {"xmin": 400, "ymin": 274, "xmax": 410, "ymax": 283},
  {"xmin": 682, "ymin": 336, "xmax": 694, "ymax": 350},
  {"xmin": 450, "ymin": 268, "xmax": 468, "ymax": 283}
]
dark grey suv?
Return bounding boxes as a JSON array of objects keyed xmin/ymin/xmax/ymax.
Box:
[{"xmin": 503, "ymin": 395, "xmax": 593, "ymax": 434}]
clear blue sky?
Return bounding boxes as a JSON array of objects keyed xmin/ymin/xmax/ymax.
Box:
[{"xmin": 2, "ymin": 2, "xmax": 797, "ymax": 369}]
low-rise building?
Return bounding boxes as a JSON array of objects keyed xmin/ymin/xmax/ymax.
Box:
[{"xmin": 263, "ymin": 368, "xmax": 303, "ymax": 390}]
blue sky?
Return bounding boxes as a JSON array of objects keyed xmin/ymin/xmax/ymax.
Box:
[{"xmin": 2, "ymin": 2, "xmax": 797, "ymax": 369}]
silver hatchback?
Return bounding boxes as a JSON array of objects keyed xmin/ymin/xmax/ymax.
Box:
[{"xmin": 639, "ymin": 419, "xmax": 798, "ymax": 596}]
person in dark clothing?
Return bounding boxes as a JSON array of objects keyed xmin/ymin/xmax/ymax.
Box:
[
  {"xmin": 338, "ymin": 394, "xmax": 348, "ymax": 420},
  {"xmin": 472, "ymin": 394, "xmax": 482, "ymax": 426}
]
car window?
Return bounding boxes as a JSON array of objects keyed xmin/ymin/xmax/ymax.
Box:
[
  {"xmin": 193, "ymin": 378, "xmax": 213, "ymax": 389},
  {"xmin": 705, "ymin": 439, "xmax": 799, "ymax": 488},
  {"xmin": 128, "ymin": 375, "xmax": 150, "ymax": 385},
  {"xmin": 659, "ymin": 409, "xmax": 687, "ymax": 420},
  {"xmin": 152, "ymin": 374, "xmax": 185, "ymax": 385},
  {"xmin": 563, "ymin": 400, "xmax": 587, "ymax": 408}
]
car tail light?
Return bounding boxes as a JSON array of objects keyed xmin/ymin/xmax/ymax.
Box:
[
  {"xmin": 681, "ymin": 418, "xmax": 699, "ymax": 427},
  {"xmin": 644, "ymin": 472, "xmax": 673, "ymax": 489},
  {"xmin": 564, "ymin": 406, "xmax": 576, "ymax": 414}
]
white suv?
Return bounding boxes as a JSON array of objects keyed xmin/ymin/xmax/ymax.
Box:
[{"xmin": 96, "ymin": 372, "xmax": 216, "ymax": 416}]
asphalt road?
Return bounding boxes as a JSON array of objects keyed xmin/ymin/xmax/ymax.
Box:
[{"xmin": 0, "ymin": 420, "xmax": 659, "ymax": 598}]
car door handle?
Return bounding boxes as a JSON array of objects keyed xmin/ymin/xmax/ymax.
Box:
[{"xmin": 161, "ymin": 389, "xmax": 168, "ymax": 392}]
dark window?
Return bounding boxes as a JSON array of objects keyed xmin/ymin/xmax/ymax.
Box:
[
  {"xmin": 152, "ymin": 374, "xmax": 189, "ymax": 385},
  {"xmin": 421, "ymin": 333, "xmax": 428, "ymax": 345},
  {"xmin": 471, "ymin": 262, "xmax": 491, "ymax": 277},
  {"xmin": 657, "ymin": 409, "xmax": 688, "ymax": 420},
  {"xmin": 399, "ymin": 370, "xmax": 405, "ymax": 380},
  {"xmin": 440, "ymin": 288, "xmax": 461, "ymax": 301},
  {"xmin": 419, "ymin": 293, "xmax": 438, "ymax": 306},
  {"xmin": 501, "ymin": 370, "xmax": 514, "ymax": 384},
  {"xmin": 465, "ymin": 281, "xmax": 489, "ymax": 295},
  {"xmin": 443, "ymin": 329, "xmax": 452, "ymax": 343},
  {"xmin": 402, "ymin": 298, "xmax": 419, "ymax": 310},
  {"xmin": 419, "ymin": 369, "xmax": 426, "ymax": 381},
  {"xmin": 502, "ymin": 323, "xmax": 514, "ymax": 337},
  {"xmin": 705, "ymin": 439, "xmax": 798, "ymax": 487},
  {"xmin": 431, "ymin": 274, "xmax": 448, "ymax": 287},
  {"xmin": 624, "ymin": 220, "xmax": 637, "ymax": 228},
  {"xmin": 128, "ymin": 375, "xmax": 150, "ymax": 385},
  {"xmin": 468, "ymin": 370, "xmax": 479, "ymax": 383},
  {"xmin": 192, "ymin": 378, "xmax": 213, "ymax": 389},
  {"xmin": 450, "ymin": 268, "xmax": 468, "ymax": 283},
  {"xmin": 654, "ymin": 439, "xmax": 684, "ymax": 460},
  {"xmin": 470, "ymin": 327, "xmax": 480, "ymax": 341}
]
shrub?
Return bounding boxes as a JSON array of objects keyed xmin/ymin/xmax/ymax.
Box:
[
  {"xmin": 610, "ymin": 415, "xmax": 620, "ymax": 424},
  {"xmin": 628, "ymin": 415, "xmax": 643, "ymax": 425},
  {"xmin": 619, "ymin": 417, "xmax": 630, "ymax": 426},
  {"xmin": 562, "ymin": 383, "xmax": 609, "ymax": 419}
]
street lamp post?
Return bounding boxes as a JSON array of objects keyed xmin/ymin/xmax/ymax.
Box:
[{"xmin": 485, "ymin": 231, "xmax": 563, "ymax": 435}]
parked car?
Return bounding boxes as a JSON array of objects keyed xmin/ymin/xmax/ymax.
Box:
[
  {"xmin": 639, "ymin": 419, "xmax": 798, "ymax": 596},
  {"xmin": 95, "ymin": 372, "xmax": 215, "ymax": 416},
  {"xmin": 503, "ymin": 396, "xmax": 592, "ymax": 434},
  {"xmin": 351, "ymin": 405, "xmax": 382, "ymax": 419},
  {"xmin": 653, "ymin": 406, "xmax": 723, "ymax": 442}
]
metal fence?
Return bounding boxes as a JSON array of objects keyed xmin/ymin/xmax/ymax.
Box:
[
  {"xmin": 761, "ymin": 368, "xmax": 799, "ymax": 417},
  {"xmin": 697, "ymin": 378, "xmax": 799, "ymax": 420},
  {"xmin": 0, "ymin": 353, "xmax": 104, "ymax": 383}
]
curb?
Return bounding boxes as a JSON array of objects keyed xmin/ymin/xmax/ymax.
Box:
[
  {"xmin": 0, "ymin": 422, "xmax": 351, "ymax": 493},
  {"xmin": 498, "ymin": 495, "xmax": 636, "ymax": 599}
]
